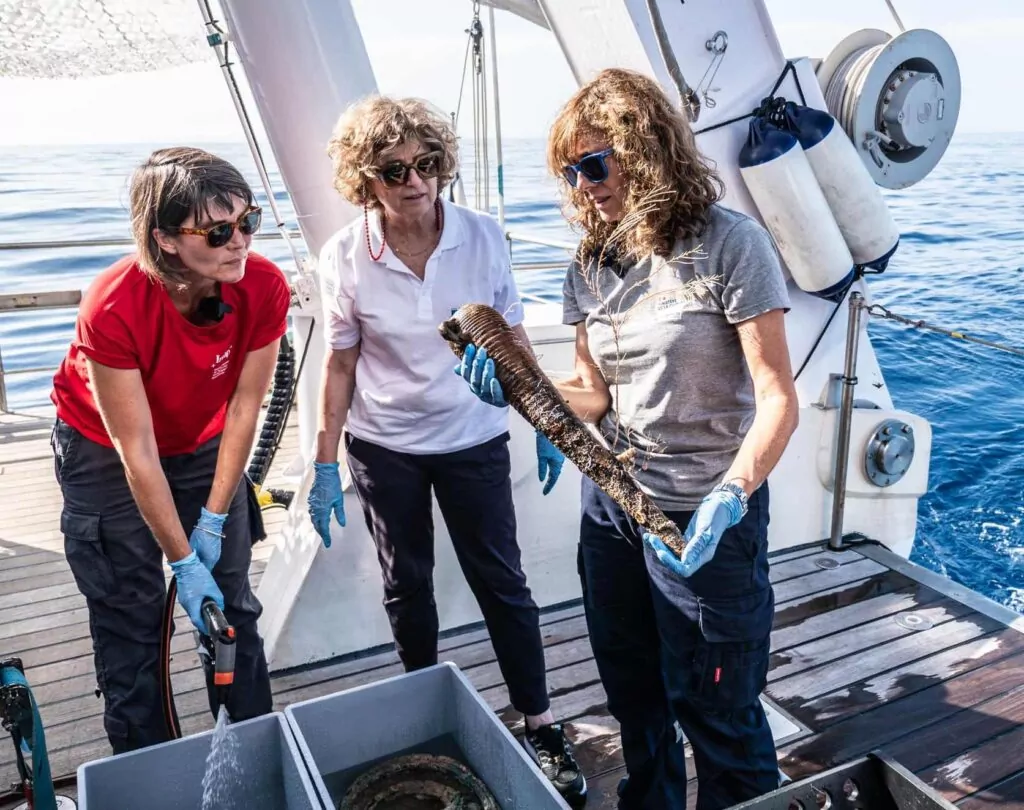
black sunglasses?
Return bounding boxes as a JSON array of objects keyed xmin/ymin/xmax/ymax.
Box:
[
  {"xmin": 373, "ymin": 152, "xmax": 443, "ymax": 187},
  {"xmin": 562, "ymin": 148, "xmax": 614, "ymax": 188},
  {"xmin": 171, "ymin": 207, "xmax": 262, "ymax": 248}
]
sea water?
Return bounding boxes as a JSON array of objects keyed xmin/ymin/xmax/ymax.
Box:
[{"xmin": 0, "ymin": 135, "xmax": 1021, "ymax": 610}]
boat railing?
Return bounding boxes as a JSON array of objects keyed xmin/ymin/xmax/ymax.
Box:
[{"xmin": 0, "ymin": 230, "xmax": 572, "ymax": 413}]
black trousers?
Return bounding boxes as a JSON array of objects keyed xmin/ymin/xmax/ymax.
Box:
[
  {"xmin": 345, "ymin": 432, "xmax": 550, "ymax": 717},
  {"xmin": 51, "ymin": 418, "xmax": 272, "ymax": 754},
  {"xmin": 578, "ymin": 477, "xmax": 779, "ymax": 810}
]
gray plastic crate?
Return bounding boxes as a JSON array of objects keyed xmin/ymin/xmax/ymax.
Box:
[
  {"xmin": 77, "ymin": 711, "xmax": 319, "ymax": 810},
  {"xmin": 732, "ymin": 752, "xmax": 959, "ymax": 809},
  {"xmin": 285, "ymin": 661, "xmax": 569, "ymax": 809}
]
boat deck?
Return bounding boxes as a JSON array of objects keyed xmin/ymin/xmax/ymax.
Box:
[{"xmin": 2, "ymin": 410, "xmax": 1023, "ymax": 808}]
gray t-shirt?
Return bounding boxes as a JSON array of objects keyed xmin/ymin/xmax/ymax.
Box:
[{"xmin": 562, "ymin": 204, "xmax": 791, "ymax": 511}]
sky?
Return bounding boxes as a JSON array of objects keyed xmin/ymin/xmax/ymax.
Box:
[{"xmin": 0, "ymin": 0, "xmax": 1020, "ymax": 146}]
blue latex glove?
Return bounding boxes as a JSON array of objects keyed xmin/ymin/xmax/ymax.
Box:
[
  {"xmin": 454, "ymin": 343, "xmax": 507, "ymax": 407},
  {"xmin": 308, "ymin": 460, "xmax": 346, "ymax": 548},
  {"xmin": 536, "ymin": 431, "xmax": 564, "ymax": 495},
  {"xmin": 189, "ymin": 506, "xmax": 227, "ymax": 571},
  {"xmin": 169, "ymin": 550, "xmax": 225, "ymax": 633},
  {"xmin": 644, "ymin": 485, "xmax": 746, "ymax": 578}
]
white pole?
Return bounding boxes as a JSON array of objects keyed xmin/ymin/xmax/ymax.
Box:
[
  {"xmin": 487, "ymin": 5, "xmax": 506, "ymax": 230},
  {"xmin": 217, "ymin": 0, "xmax": 377, "ymax": 469}
]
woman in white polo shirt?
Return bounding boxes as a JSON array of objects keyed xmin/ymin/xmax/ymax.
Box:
[{"xmin": 307, "ymin": 95, "xmax": 586, "ymax": 807}]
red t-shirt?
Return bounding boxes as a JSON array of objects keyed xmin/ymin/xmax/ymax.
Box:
[{"xmin": 51, "ymin": 252, "xmax": 291, "ymax": 456}]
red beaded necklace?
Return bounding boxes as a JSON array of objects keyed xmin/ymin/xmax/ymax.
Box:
[{"xmin": 364, "ymin": 198, "xmax": 443, "ymax": 262}]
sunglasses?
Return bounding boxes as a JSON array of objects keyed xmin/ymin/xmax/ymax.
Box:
[
  {"xmin": 562, "ymin": 148, "xmax": 614, "ymax": 188},
  {"xmin": 170, "ymin": 207, "xmax": 262, "ymax": 248},
  {"xmin": 372, "ymin": 152, "xmax": 443, "ymax": 187}
]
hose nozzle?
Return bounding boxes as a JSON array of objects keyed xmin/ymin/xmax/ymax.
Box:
[{"xmin": 197, "ymin": 599, "xmax": 236, "ymax": 706}]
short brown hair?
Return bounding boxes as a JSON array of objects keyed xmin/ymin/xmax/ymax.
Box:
[
  {"xmin": 547, "ymin": 68, "xmax": 724, "ymax": 260},
  {"xmin": 326, "ymin": 95, "xmax": 459, "ymax": 208},
  {"xmin": 129, "ymin": 147, "xmax": 254, "ymax": 281}
]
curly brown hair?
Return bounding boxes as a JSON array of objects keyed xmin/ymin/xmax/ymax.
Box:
[
  {"xmin": 327, "ymin": 95, "xmax": 459, "ymax": 209},
  {"xmin": 547, "ymin": 68, "xmax": 724, "ymax": 260}
]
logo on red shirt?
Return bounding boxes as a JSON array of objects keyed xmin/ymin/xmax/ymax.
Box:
[{"xmin": 211, "ymin": 346, "xmax": 233, "ymax": 380}]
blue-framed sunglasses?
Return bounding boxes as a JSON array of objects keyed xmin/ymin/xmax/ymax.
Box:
[{"xmin": 562, "ymin": 148, "xmax": 614, "ymax": 188}]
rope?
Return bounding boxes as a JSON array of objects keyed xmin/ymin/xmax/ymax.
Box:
[
  {"xmin": 453, "ymin": 26, "xmax": 472, "ymax": 129},
  {"xmin": 823, "ymin": 42, "xmax": 890, "ymax": 148},
  {"xmin": 883, "ymin": 0, "xmax": 907, "ymax": 32},
  {"xmin": 865, "ymin": 304, "xmax": 1024, "ymax": 358},
  {"xmin": 475, "ymin": 26, "xmax": 489, "ymax": 211},
  {"xmin": 794, "ymin": 293, "xmax": 847, "ymax": 381},
  {"xmin": 644, "ymin": 0, "xmax": 698, "ymax": 121},
  {"xmin": 462, "ymin": 2, "xmax": 490, "ymax": 211},
  {"xmin": 199, "ymin": 1, "xmax": 306, "ymax": 274},
  {"xmin": 693, "ymin": 60, "xmax": 806, "ymax": 136}
]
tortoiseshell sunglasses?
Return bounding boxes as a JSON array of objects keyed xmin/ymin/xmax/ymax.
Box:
[{"xmin": 168, "ymin": 207, "xmax": 262, "ymax": 248}]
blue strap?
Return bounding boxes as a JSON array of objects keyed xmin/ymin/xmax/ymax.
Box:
[{"xmin": 0, "ymin": 665, "xmax": 57, "ymax": 810}]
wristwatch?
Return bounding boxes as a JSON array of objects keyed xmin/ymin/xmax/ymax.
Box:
[{"xmin": 714, "ymin": 480, "xmax": 749, "ymax": 517}]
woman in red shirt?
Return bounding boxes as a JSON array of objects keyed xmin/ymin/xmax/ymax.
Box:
[{"xmin": 50, "ymin": 146, "xmax": 290, "ymax": 754}]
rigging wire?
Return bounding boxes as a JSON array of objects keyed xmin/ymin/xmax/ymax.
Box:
[
  {"xmin": 883, "ymin": 0, "xmax": 907, "ymax": 32},
  {"xmin": 196, "ymin": 0, "xmax": 305, "ymax": 274}
]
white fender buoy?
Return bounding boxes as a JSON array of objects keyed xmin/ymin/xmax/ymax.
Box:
[
  {"xmin": 738, "ymin": 116, "xmax": 855, "ymax": 302},
  {"xmin": 780, "ymin": 102, "xmax": 900, "ymax": 272}
]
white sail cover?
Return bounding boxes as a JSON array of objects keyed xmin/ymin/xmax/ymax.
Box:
[
  {"xmin": 0, "ymin": 0, "xmax": 211, "ymax": 78},
  {"xmin": 478, "ymin": 0, "xmax": 548, "ymax": 28}
]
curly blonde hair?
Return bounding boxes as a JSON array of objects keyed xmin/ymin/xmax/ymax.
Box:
[
  {"xmin": 547, "ymin": 68, "xmax": 724, "ymax": 261},
  {"xmin": 327, "ymin": 95, "xmax": 459, "ymax": 208}
]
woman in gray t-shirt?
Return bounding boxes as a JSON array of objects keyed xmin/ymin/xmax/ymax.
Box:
[{"xmin": 462, "ymin": 67, "xmax": 799, "ymax": 809}]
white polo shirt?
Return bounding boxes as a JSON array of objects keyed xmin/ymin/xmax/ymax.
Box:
[{"xmin": 319, "ymin": 197, "xmax": 524, "ymax": 454}]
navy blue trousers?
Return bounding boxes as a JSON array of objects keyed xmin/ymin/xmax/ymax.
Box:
[
  {"xmin": 52, "ymin": 419, "xmax": 273, "ymax": 754},
  {"xmin": 345, "ymin": 431, "xmax": 550, "ymax": 717},
  {"xmin": 578, "ymin": 477, "xmax": 778, "ymax": 810}
]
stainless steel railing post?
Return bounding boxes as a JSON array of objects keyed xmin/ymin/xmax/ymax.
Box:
[
  {"xmin": 829, "ymin": 291, "xmax": 866, "ymax": 550},
  {"xmin": 0, "ymin": 345, "xmax": 8, "ymax": 414}
]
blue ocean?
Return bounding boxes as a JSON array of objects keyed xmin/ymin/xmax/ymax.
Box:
[{"xmin": 0, "ymin": 135, "xmax": 1021, "ymax": 612}]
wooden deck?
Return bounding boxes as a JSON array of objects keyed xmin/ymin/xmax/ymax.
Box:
[{"xmin": 2, "ymin": 410, "xmax": 1024, "ymax": 808}]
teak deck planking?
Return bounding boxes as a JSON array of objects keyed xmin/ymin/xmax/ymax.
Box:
[{"xmin": 1, "ymin": 410, "xmax": 1022, "ymax": 808}]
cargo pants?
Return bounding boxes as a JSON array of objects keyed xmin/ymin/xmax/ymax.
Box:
[
  {"xmin": 578, "ymin": 477, "xmax": 779, "ymax": 810},
  {"xmin": 52, "ymin": 418, "xmax": 273, "ymax": 754}
]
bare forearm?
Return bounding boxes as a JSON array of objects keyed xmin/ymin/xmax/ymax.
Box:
[
  {"xmin": 315, "ymin": 354, "xmax": 357, "ymax": 464},
  {"xmin": 206, "ymin": 396, "xmax": 262, "ymax": 514},
  {"xmin": 553, "ymin": 379, "xmax": 611, "ymax": 424},
  {"xmin": 206, "ymin": 340, "xmax": 281, "ymax": 512},
  {"xmin": 118, "ymin": 446, "xmax": 191, "ymax": 562},
  {"xmin": 88, "ymin": 358, "xmax": 191, "ymax": 562},
  {"xmin": 721, "ymin": 394, "xmax": 799, "ymax": 494},
  {"xmin": 511, "ymin": 323, "xmax": 611, "ymax": 424}
]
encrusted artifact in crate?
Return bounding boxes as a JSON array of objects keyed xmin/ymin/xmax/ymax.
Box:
[{"xmin": 284, "ymin": 661, "xmax": 569, "ymax": 809}]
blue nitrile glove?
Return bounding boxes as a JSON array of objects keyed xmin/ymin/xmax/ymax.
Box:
[
  {"xmin": 536, "ymin": 431, "xmax": 564, "ymax": 495},
  {"xmin": 644, "ymin": 485, "xmax": 746, "ymax": 578},
  {"xmin": 308, "ymin": 460, "xmax": 346, "ymax": 549},
  {"xmin": 454, "ymin": 343, "xmax": 507, "ymax": 407},
  {"xmin": 189, "ymin": 506, "xmax": 227, "ymax": 571},
  {"xmin": 169, "ymin": 550, "xmax": 225, "ymax": 632}
]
